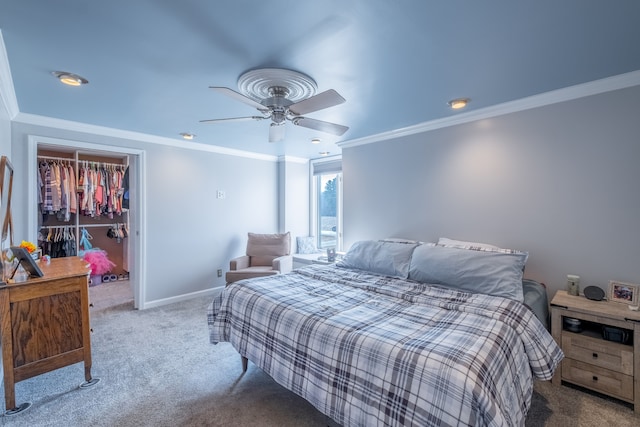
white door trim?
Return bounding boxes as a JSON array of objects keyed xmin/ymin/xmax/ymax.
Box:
[{"xmin": 27, "ymin": 135, "xmax": 147, "ymax": 309}]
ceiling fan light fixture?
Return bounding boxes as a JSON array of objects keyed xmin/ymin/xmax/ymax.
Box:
[
  {"xmin": 53, "ymin": 71, "xmax": 88, "ymax": 86},
  {"xmin": 448, "ymin": 98, "xmax": 470, "ymax": 110},
  {"xmin": 238, "ymin": 68, "xmax": 317, "ymax": 102},
  {"xmin": 180, "ymin": 132, "xmax": 195, "ymax": 140},
  {"xmin": 311, "ymin": 138, "xmax": 321, "ymax": 144},
  {"xmin": 204, "ymin": 68, "xmax": 349, "ymax": 143}
]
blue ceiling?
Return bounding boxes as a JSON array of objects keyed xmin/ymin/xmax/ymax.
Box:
[{"xmin": 1, "ymin": 1, "xmax": 639, "ymax": 159}]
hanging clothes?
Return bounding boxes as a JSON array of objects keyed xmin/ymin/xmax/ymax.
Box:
[
  {"xmin": 76, "ymin": 162, "xmax": 126, "ymax": 218},
  {"xmin": 38, "ymin": 160, "xmax": 78, "ymax": 223},
  {"xmin": 122, "ymin": 166, "xmax": 129, "ymax": 210},
  {"xmin": 38, "ymin": 226, "xmax": 77, "ymax": 258}
]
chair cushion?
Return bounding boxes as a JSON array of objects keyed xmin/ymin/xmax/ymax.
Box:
[
  {"xmin": 226, "ymin": 267, "xmax": 279, "ymax": 283},
  {"xmin": 247, "ymin": 232, "xmax": 291, "ymax": 266}
]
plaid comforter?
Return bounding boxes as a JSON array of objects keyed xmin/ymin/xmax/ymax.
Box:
[{"xmin": 208, "ymin": 264, "xmax": 563, "ymax": 427}]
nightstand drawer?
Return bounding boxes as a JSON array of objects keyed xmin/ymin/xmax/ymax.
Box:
[
  {"xmin": 562, "ymin": 359, "xmax": 634, "ymax": 401},
  {"xmin": 562, "ymin": 332, "xmax": 633, "ymax": 375}
]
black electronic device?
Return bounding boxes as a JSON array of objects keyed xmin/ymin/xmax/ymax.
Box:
[
  {"xmin": 583, "ymin": 285, "xmax": 605, "ymax": 301},
  {"xmin": 10, "ymin": 246, "xmax": 44, "ymax": 278},
  {"xmin": 602, "ymin": 326, "xmax": 631, "ymax": 344}
]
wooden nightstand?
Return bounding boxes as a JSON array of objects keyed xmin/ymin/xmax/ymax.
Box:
[{"xmin": 550, "ymin": 290, "xmax": 640, "ymax": 412}]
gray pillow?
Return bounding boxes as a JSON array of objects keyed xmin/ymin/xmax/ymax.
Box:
[
  {"xmin": 408, "ymin": 244, "xmax": 528, "ymax": 302},
  {"xmin": 337, "ymin": 240, "xmax": 419, "ymax": 279}
]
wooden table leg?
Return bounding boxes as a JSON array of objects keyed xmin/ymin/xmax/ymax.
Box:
[{"xmin": 0, "ymin": 291, "xmax": 16, "ymax": 411}]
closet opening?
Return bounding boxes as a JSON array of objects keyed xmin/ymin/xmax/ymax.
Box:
[{"xmin": 27, "ymin": 136, "xmax": 146, "ymax": 309}]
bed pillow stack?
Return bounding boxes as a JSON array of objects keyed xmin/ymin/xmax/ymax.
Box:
[
  {"xmin": 337, "ymin": 239, "xmax": 420, "ymax": 279},
  {"xmin": 408, "ymin": 238, "xmax": 528, "ymax": 302}
]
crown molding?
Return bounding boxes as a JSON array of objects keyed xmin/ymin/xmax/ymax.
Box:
[
  {"xmin": 278, "ymin": 155, "xmax": 308, "ymax": 164},
  {"xmin": 339, "ymin": 70, "xmax": 640, "ymax": 149},
  {"xmin": 0, "ymin": 30, "xmax": 19, "ymax": 119},
  {"xmin": 13, "ymin": 112, "xmax": 279, "ymax": 162}
]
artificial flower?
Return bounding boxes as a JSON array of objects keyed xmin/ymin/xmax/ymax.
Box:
[{"xmin": 19, "ymin": 240, "xmax": 37, "ymax": 254}]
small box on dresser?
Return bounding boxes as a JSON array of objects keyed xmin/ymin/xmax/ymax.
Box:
[{"xmin": 550, "ymin": 290, "xmax": 640, "ymax": 412}]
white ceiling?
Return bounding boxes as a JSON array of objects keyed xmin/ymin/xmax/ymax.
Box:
[{"xmin": 1, "ymin": 1, "xmax": 639, "ymax": 159}]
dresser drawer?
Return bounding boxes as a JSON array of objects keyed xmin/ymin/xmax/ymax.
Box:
[
  {"xmin": 562, "ymin": 359, "xmax": 634, "ymax": 402},
  {"xmin": 561, "ymin": 332, "xmax": 633, "ymax": 375}
]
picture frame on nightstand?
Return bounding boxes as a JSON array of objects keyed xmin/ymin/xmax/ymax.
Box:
[{"xmin": 608, "ymin": 280, "xmax": 639, "ymax": 305}]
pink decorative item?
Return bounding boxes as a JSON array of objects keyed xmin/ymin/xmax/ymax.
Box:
[{"xmin": 82, "ymin": 249, "xmax": 116, "ymax": 276}]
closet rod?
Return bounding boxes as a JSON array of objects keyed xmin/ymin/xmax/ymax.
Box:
[
  {"xmin": 38, "ymin": 155, "xmax": 126, "ymax": 168},
  {"xmin": 78, "ymin": 159, "xmax": 126, "ymax": 168},
  {"xmin": 79, "ymin": 223, "xmax": 123, "ymax": 228},
  {"xmin": 37, "ymin": 155, "xmax": 74, "ymax": 162},
  {"xmin": 40, "ymin": 223, "xmax": 122, "ymax": 229}
]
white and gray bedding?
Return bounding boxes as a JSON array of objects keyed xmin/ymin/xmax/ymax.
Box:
[{"xmin": 208, "ymin": 263, "xmax": 562, "ymax": 426}]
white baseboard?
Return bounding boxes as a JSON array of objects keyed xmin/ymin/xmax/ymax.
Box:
[{"xmin": 141, "ymin": 286, "xmax": 223, "ymax": 310}]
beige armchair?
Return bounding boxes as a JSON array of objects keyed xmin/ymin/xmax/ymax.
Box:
[{"xmin": 225, "ymin": 232, "xmax": 293, "ymax": 284}]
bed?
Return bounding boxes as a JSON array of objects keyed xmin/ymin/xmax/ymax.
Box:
[{"xmin": 208, "ymin": 239, "xmax": 563, "ymax": 426}]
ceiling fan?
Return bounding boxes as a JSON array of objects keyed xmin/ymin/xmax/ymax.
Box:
[{"xmin": 200, "ymin": 68, "xmax": 349, "ymax": 142}]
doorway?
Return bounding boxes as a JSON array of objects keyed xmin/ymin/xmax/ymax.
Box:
[{"xmin": 26, "ymin": 136, "xmax": 146, "ymax": 309}]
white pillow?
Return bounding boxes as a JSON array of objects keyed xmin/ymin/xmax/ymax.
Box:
[
  {"xmin": 337, "ymin": 240, "xmax": 419, "ymax": 279},
  {"xmin": 408, "ymin": 244, "xmax": 528, "ymax": 302},
  {"xmin": 437, "ymin": 237, "xmax": 501, "ymax": 250},
  {"xmin": 379, "ymin": 237, "xmax": 422, "ymax": 244},
  {"xmin": 296, "ymin": 236, "xmax": 319, "ymax": 254}
]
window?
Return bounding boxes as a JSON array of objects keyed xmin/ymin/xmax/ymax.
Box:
[{"xmin": 311, "ymin": 157, "xmax": 342, "ymax": 251}]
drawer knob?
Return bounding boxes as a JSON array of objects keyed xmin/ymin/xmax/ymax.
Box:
[
  {"xmin": 592, "ymin": 353, "xmax": 598, "ymax": 359},
  {"xmin": 592, "ymin": 376, "xmax": 598, "ymax": 382}
]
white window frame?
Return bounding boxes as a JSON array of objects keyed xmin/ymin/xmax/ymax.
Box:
[{"xmin": 310, "ymin": 156, "xmax": 343, "ymax": 252}]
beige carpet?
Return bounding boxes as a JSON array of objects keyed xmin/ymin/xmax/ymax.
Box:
[
  {"xmin": 528, "ymin": 380, "xmax": 637, "ymax": 427},
  {"xmin": 88, "ymin": 279, "xmax": 134, "ymax": 311},
  {"xmin": 0, "ymin": 289, "xmax": 638, "ymax": 426}
]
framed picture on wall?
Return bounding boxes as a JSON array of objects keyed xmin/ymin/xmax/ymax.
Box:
[{"xmin": 608, "ymin": 280, "xmax": 639, "ymax": 305}]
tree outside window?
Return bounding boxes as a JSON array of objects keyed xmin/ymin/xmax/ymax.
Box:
[{"xmin": 318, "ymin": 173, "xmax": 339, "ymax": 249}]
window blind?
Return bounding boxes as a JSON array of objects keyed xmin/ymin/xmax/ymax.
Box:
[{"xmin": 312, "ymin": 158, "xmax": 342, "ymax": 176}]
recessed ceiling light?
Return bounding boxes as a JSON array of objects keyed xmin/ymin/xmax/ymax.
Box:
[
  {"xmin": 447, "ymin": 98, "xmax": 470, "ymax": 109},
  {"xmin": 311, "ymin": 138, "xmax": 321, "ymax": 144},
  {"xmin": 52, "ymin": 71, "xmax": 88, "ymax": 86},
  {"xmin": 180, "ymin": 132, "xmax": 195, "ymax": 140}
]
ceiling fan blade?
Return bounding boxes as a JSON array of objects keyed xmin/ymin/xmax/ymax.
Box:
[
  {"xmin": 288, "ymin": 89, "xmax": 346, "ymax": 115},
  {"xmin": 269, "ymin": 123, "xmax": 285, "ymax": 143},
  {"xmin": 209, "ymin": 87, "xmax": 268, "ymax": 111},
  {"xmin": 292, "ymin": 117, "xmax": 349, "ymax": 136},
  {"xmin": 200, "ymin": 116, "xmax": 265, "ymax": 123}
]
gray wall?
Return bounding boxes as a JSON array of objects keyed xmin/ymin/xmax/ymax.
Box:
[
  {"xmin": 0, "ymin": 100, "xmax": 9, "ymax": 155},
  {"xmin": 279, "ymin": 158, "xmax": 310, "ymax": 248},
  {"xmin": 343, "ymin": 85, "xmax": 640, "ymax": 296},
  {"xmin": 10, "ymin": 122, "xmax": 279, "ymax": 305}
]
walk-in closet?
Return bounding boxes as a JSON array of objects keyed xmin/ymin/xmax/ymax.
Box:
[{"xmin": 36, "ymin": 146, "xmax": 134, "ymax": 308}]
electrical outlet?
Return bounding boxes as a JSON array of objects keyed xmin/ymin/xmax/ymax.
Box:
[
  {"xmin": 217, "ymin": 269, "xmax": 222, "ymax": 277},
  {"xmin": 216, "ymin": 190, "xmax": 226, "ymax": 199}
]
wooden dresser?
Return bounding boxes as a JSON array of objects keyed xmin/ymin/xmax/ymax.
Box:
[
  {"xmin": 0, "ymin": 256, "xmax": 95, "ymax": 413},
  {"xmin": 550, "ymin": 290, "xmax": 640, "ymax": 412}
]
